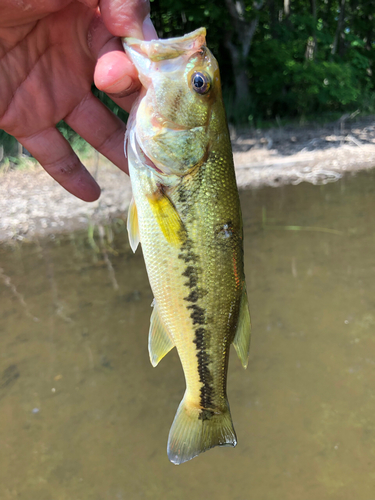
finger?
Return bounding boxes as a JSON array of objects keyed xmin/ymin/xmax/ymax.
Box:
[
  {"xmin": 65, "ymin": 91, "xmax": 129, "ymax": 174},
  {"xmin": 94, "ymin": 37, "xmax": 141, "ymax": 95},
  {"xmin": 99, "ymin": 0, "xmax": 157, "ymax": 39},
  {"xmin": 89, "ymin": 14, "xmax": 141, "ymax": 96},
  {"xmin": 18, "ymin": 128, "xmax": 101, "ymax": 202},
  {"xmin": 78, "ymin": 0, "xmax": 99, "ymax": 7},
  {"xmin": 104, "ymin": 91, "xmax": 139, "ymax": 113},
  {"xmin": 88, "ymin": 7, "xmax": 157, "ymax": 100},
  {"xmin": 142, "ymin": 15, "xmax": 158, "ymax": 41}
]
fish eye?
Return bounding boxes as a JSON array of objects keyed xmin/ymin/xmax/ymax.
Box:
[{"xmin": 191, "ymin": 71, "xmax": 211, "ymax": 95}]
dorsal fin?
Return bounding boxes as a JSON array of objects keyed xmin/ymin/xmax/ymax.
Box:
[
  {"xmin": 149, "ymin": 301, "xmax": 175, "ymax": 367},
  {"xmin": 127, "ymin": 197, "xmax": 140, "ymax": 253},
  {"xmin": 232, "ymin": 285, "xmax": 251, "ymax": 369}
]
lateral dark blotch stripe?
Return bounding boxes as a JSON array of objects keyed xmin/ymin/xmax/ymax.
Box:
[
  {"xmin": 177, "ymin": 186, "xmax": 189, "ymax": 204},
  {"xmin": 178, "ymin": 238, "xmax": 199, "ymax": 263},
  {"xmin": 184, "ymin": 290, "xmax": 199, "ymax": 303},
  {"xmin": 193, "ymin": 327, "xmax": 206, "ymax": 349},
  {"xmin": 179, "ymin": 236, "xmax": 215, "ymax": 414},
  {"xmin": 187, "ymin": 304, "xmax": 205, "ymax": 325},
  {"xmin": 184, "ymin": 288, "xmax": 207, "ymax": 303},
  {"xmin": 182, "ymin": 266, "xmax": 199, "ymax": 289},
  {"xmin": 198, "ymin": 409, "xmax": 214, "ymax": 421},
  {"xmin": 178, "ymin": 252, "xmax": 199, "ymax": 264}
]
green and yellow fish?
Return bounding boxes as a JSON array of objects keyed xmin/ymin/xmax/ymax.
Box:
[{"xmin": 123, "ymin": 28, "xmax": 250, "ymax": 465}]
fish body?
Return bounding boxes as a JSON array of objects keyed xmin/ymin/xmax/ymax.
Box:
[{"xmin": 123, "ymin": 28, "xmax": 250, "ymax": 465}]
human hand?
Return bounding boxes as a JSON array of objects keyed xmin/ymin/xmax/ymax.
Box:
[{"xmin": 0, "ymin": 0, "xmax": 157, "ymax": 201}]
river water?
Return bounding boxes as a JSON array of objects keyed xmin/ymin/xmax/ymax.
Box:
[{"xmin": 1, "ymin": 170, "xmax": 375, "ymax": 499}]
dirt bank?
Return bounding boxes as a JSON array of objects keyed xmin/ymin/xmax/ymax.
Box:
[{"xmin": 1, "ymin": 117, "xmax": 375, "ymax": 243}]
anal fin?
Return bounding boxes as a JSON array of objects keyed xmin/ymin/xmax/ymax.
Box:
[
  {"xmin": 149, "ymin": 301, "xmax": 175, "ymax": 367},
  {"xmin": 232, "ymin": 285, "xmax": 251, "ymax": 369},
  {"xmin": 127, "ymin": 197, "xmax": 140, "ymax": 253}
]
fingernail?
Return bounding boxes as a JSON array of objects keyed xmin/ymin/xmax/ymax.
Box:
[
  {"xmin": 142, "ymin": 15, "xmax": 158, "ymax": 41},
  {"xmin": 104, "ymin": 74, "xmax": 133, "ymax": 94}
]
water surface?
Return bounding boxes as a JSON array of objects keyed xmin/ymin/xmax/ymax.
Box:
[{"xmin": 1, "ymin": 170, "xmax": 375, "ymax": 499}]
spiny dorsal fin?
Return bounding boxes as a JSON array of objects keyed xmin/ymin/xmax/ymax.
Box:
[
  {"xmin": 232, "ymin": 285, "xmax": 251, "ymax": 369},
  {"xmin": 147, "ymin": 189, "xmax": 186, "ymax": 247},
  {"xmin": 127, "ymin": 197, "xmax": 140, "ymax": 253},
  {"xmin": 149, "ymin": 301, "xmax": 175, "ymax": 367}
]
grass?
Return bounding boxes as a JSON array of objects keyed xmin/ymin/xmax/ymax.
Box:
[{"xmin": 0, "ymin": 155, "xmax": 38, "ymax": 174}]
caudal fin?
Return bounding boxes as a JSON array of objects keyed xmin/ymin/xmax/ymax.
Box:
[{"xmin": 167, "ymin": 396, "xmax": 237, "ymax": 465}]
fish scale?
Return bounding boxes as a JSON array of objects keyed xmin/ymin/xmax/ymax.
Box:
[{"xmin": 123, "ymin": 28, "xmax": 251, "ymax": 465}]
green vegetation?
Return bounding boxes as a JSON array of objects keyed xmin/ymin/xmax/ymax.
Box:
[
  {"xmin": 1, "ymin": 0, "xmax": 374, "ymax": 165},
  {"xmin": 150, "ymin": 0, "xmax": 375, "ymax": 124}
]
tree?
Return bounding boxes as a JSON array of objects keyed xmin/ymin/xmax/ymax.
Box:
[{"xmin": 223, "ymin": 0, "xmax": 265, "ymax": 106}]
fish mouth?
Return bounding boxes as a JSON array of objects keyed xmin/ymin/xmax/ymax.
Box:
[
  {"xmin": 123, "ymin": 29, "xmax": 207, "ymax": 91},
  {"xmin": 123, "ymin": 28, "xmax": 206, "ymax": 63}
]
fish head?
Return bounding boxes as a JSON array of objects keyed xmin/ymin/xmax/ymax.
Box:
[{"xmin": 123, "ymin": 28, "xmax": 222, "ymax": 177}]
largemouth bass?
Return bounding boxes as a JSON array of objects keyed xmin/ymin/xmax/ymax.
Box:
[{"xmin": 123, "ymin": 28, "xmax": 251, "ymax": 465}]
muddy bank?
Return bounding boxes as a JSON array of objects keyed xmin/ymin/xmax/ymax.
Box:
[{"xmin": 1, "ymin": 118, "xmax": 375, "ymax": 243}]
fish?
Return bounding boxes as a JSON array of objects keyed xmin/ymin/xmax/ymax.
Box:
[{"xmin": 122, "ymin": 28, "xmax": 251, "ymax": 465}]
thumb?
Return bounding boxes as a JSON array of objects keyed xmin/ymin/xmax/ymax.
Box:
[{"xmin": 99, "ymin": 0, "xmax": 157, "ymax": 39}]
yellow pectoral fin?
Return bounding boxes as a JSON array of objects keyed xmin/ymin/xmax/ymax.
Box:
[
  {"xmin": 149, "ymin": 300, "xmax": 175, "ymax": 367},
  {"xmin": 127, "ymin": 197, "xmax": 140, "ymax": 253},
  {"xmin": 147, "ymin": 189, "xmax": 186, "ymax": 247},
  {"xmin": 232, "ymin": 284, "xmax": 251, "ymax": 369}
]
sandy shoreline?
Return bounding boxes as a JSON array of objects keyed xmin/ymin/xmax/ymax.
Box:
[{"xmin": 1, "ymin": 118, "xmax": 375, "ymax": 243}]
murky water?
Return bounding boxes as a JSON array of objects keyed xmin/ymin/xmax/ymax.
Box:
[{"xmin": 1, "ymin": 170, "xmax": 375, "ymax": 499}]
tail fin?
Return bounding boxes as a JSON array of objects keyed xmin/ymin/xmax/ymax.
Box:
[{"xmin": 167, "ymin": 395, "xmax": 237, "ymax": 465}]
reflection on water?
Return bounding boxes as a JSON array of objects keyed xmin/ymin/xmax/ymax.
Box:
[{"xmin": 1, "ymin": 170, "xmax": 375, "ymax": 499}]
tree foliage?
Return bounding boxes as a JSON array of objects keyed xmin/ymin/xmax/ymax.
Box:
[
  {"xmin": 1, "ymin": 0, "xmax": 375, "ymax": 159},
  {"xmin": 150, "ymin": 0, "xmax": 375, "ymax": 123}
]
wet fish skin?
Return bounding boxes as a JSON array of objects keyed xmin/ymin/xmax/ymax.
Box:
[{"xmin": 123, "ymin": 28, "xmax": 250, "ymax": 465}]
